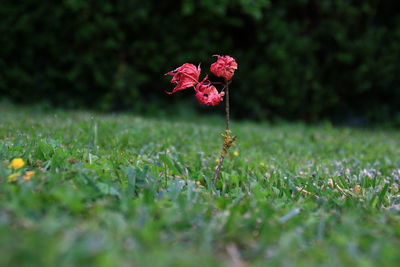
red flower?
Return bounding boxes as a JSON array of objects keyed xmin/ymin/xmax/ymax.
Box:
[
  {"xmin": 165, "ymin": 63, "xmax": 201, "ymax": 94},
  {"xmin": 195, "ymin": 78, "xmax": 225, "ymax": 106},
  {"xmin": 210, "ymin": 55, "xmax": 238, "ymax": 81}
]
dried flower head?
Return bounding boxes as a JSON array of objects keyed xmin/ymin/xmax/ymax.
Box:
[
  {"xmin": 210, "ymin": 55, "xmax": 238, "ymax": 81},
  {"xmin": 194, "ymin": 79, "xmax": 225, "ymax": 106},
  {"xmin": 165, "ymin": 63, "xmax": 201, "ymax": 94}
]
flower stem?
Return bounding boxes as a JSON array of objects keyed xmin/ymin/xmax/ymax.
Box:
[
  {"xmin": 213, "ymin": 81, "xmax": 235, "ymax": 186},
  {"xmin": 225, "ymin": 82, "xmax": 230, "ymax": 131}
]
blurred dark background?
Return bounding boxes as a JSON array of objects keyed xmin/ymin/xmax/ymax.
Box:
[{"xmin": 1, "ymin": 0, "xmax": 399, "ymax": 124}]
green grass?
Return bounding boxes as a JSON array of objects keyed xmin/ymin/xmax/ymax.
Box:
[{"xmin": 1, "ymin": 104, "xmax": 399, "ymax": 266}]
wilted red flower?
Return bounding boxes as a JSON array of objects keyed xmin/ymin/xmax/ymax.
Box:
[
  {"xmin": 210, "ymin": 55, "xmax": 238, "ymax": 81},
  {"xmin": 194, "ymin": 79, "xmax": 225, "ymax": 106},
  {"xmin": 165, "ymin": 63, "xmax": 201, "ymax": 94}
]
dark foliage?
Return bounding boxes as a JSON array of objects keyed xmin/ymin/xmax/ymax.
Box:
[{"xmin": 1, "ymin": 0, "xmax": 399, "ymax": 123}]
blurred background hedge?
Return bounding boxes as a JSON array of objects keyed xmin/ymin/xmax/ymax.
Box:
[{"xmin": 1, "ymin": 0, "xmax": 399, "ymax": 123}]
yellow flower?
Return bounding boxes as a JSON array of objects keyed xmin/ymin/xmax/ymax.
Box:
[
  {"xmin": 233, "ymin": 151, "xmax": 239, "ymax": 157},
  {"xmin": 195, "ymin": 181, "xmax": 204, "ymax": 188},
  {"xmin": 354, "ymin": 184, "xmax": 361, "ymax": 193},
  {"xmin": 260, "ymin": 162, "xmax": 266, "ymax": 167},
  {"xmin": 8, "ymin": 158, "xmax": 25, "ymax": 170},
  {"xmin": 8, "ymin": 172, "xmax": 21, "ymax": 182},
  {"xmin": 215, "ymin": 158, "xmax": 220, "ymax": 163},
  {"xmin": 23, "ymin": 171, "xmax": 35, "ymax": 181}
]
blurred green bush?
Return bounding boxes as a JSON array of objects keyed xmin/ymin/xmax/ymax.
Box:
[{"xmin": 0, "ymin": 0, "xmax": 399, "ymax": 123}]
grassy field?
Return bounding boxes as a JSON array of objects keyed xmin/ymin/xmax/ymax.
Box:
[{"xmin": 0, "ymin": 104, "xmax": 399, "ymax": 266}]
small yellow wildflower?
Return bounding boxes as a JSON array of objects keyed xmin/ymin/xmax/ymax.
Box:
[
  {"xmin": 8, "ymin": 172, "xmax": 21, "ymax": 182},
  {"xmin": 23, "ymin": 171, "xmax": 35, "ymax": 181},
  {"xmin": 233, "ymin": 151, "xmax": 239, "ymax": 157},
  {"xmin": 260, "ymin": 162, "xmax": 266, "ymax": 167},
  {"xmin": 215, "ymin": 158, "xmax": 220, "ymax": 163},
  {"xmin": 354, "ymin": 184, "xmax": 361, "ymax": 193},
  {"xmin": 8, "ymin": 158, "xmax": 25, "ymax": 170},
  {"xmin": 195, "ymin": 181, "xmax": 204, "ymax": 188}
]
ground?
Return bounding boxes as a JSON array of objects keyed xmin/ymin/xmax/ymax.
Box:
[{"xmin": 0, "ymin": 104, "xmax": 399, "ymax": 266}]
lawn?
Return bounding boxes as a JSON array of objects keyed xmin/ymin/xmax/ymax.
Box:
[{"xmin": 0, "ymin": 104, "xmax": 399, "ymax": 266}]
